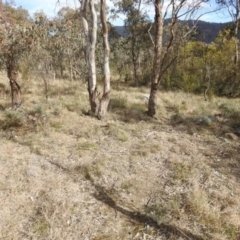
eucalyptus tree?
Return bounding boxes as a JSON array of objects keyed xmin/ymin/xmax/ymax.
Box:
[
  {"xmin": 0, "ymin": 1, "xmax": 33, "ymax": 107},
  {"xmin": 98, "ymin": 0, "xmax": 111, "ymax": 119},
  {"xmin": 147, "ymin": 0, "xmax": 163, "ymax": 117},
  {"xmin": 53, "ymin": 7, "xmax": 85, "ymax": 80},
  {"xmin": 80, "ymin": 0, "xmax": 99, "ymax": 113},
  {"xmin": 112, "ymin": 0, "xmax": 151, "ymax": 86},
  {"xmin": 217, "ymin": 0, "xmax": 240, "ymax": 62},
  {"xmin": 211, "ymin": 28, "xmax": 239, "ymax": 96},
  {"xmin": 147, "ymin": 0, "xmax": 215, "ymax": 116},
  {"xmin": 27, "ymin": 8, "xmax": 86, "ymax": 84},
  {"xmin": 80, "ymin": 0, "xmax": 111, "ymax": 118},
  {"xmin": 216, "ymin": 0, "xmax": 240, "ymax": 95}
]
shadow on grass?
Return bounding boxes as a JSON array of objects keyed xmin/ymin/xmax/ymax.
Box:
[
  {"xmin": 169, "ymin": 114, "xmax": 221, "ymax": 136},
  {"xmin": 109, "ymin": 97, "xmax": 152, "ymax": 123},
  {"xmin": 209, "ymin": 145, "xmax": 240, "ymax": 181},
  {"xmin": 92, "ymin": 183, "xmax": 204, "ymax": 240},
  {"xmin": 165, "ymin": 99, "xmax": 240, "ymax": 138},
  {"xmin": 114, "ymin": 108, "xmax": 150, "ymax": 123},
  {"xmin": 167, "ymin": 109, "xmax": 240, "ymax": 184}
]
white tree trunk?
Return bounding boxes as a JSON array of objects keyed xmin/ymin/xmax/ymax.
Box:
[
  {"xmin": 89, "ymin": 0, "xmax": 97, "ymax": 93},
  {"xmin": 98, "ymin": 0, "xmax": 111, "ymax": 119},
  {"xmin": 80, "ymin": 0, "xmax": 99, "ymax": 113}
]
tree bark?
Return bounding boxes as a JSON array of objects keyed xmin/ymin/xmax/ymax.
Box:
[
  {"xmin": 233, "ymin": 0, "xmax": 239, "ymax": 85},
  {"xmin": 7, "ymin": 65, "xmax": 21, "ymax": 108},
  {"xmin": 131, "ymin": 34, "xmax": 139, "ymax": 86},
  {"xmin": 98, "ymin": 0, "xmax": 111, "ymax": 119},
  {"xmin": 80, "ymin": 0, "xmax": 99, "ymax": 114},
  {"xmin": 204, "ymin": 68, "xmax": 210, "ymax": 101},
  {"xmin": 147, "ymin": 0, "xmax": 163, "ymax": 117}
]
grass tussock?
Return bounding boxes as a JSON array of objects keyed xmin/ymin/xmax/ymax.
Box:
[
  {"xmin": 109, "ymin": 96, "xmax": 128, "ymax": 110},
  {"xmin": 1, "ymin": 109, "xmax": 24, "ymax": 129},
  {"xmin": 0, "ymin": 72, "xmax": 240, "ymax": 239}
]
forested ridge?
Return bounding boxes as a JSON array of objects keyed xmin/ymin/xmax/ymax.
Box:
[{"xmin": 115, "ymin": 20, "xmax": 230, "ymax": 43}]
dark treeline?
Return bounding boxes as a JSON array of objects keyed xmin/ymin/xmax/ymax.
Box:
[{"xmin": 115, "ymin": 20, "xmax": 230, "ymax": 43}]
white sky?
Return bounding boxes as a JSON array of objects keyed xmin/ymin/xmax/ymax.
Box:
[{"xmin": 13, "ymin": 0, "xmax": 233, "ymax": 25}]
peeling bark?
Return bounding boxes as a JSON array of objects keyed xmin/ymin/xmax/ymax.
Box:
[
  {"xmin": 98, "ymin": 92, "xmax": 110, "ymax": 119},
  {"xmin": 98, "ymin": 0, "xmax": 111, "ymax": 119},
  {"xmin": 80, "ymin": 0, "xmax": 99, "ymax": 114}
]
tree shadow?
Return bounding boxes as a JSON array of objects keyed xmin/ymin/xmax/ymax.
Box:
[
  {"xmin": 208, "ymin": 144, "xmax": 240, "ymax": 181},
  {"xmin": 92, "ymin": 183, "xmax": 204, "ymax": 240},
  {"xmin": 165, "ymin": 100, "xmax": 240, "ymax": 139},
  {"xmin": 167, "ymin": 109, "xmax": 240, "ymax": 182}
]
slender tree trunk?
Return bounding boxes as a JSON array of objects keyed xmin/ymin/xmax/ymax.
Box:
[
  {"xmin": 7, "ymin": 65, "xmax": 21, "ymax": 108},
  {"xmin": 88, "ymin": 0, "xmax": 99, "ymax": 113},
  {"xmin": 131, "ymin": 35, "xmax": 139, "ymax": 86},
  {"xmin": 80, "ymin": 0, "xmax": 99, "ymax": 114},
  {"xmin": 235, "ymin": 0, "xmax": 239, "ymax": 64},
  {"xmin": 147, "ymin": 0, "xmax": 163, "ymax": 116},
  {"xmin": 42, "ymin": 75, "xmax": 49, "ymax": 102},
  {"xmin": 234, "ymin": 0, "xmax": 239, "ymax": 86},
  {"xmin": 60, "ymin": 65, "xmax": 64, "ymax": 78},
  {"xmin": 204, "ymin": 68, "xmax": 210, "ymax": 101},
  {"xmin": 98, "ymin": 0, "xmax": 111, "ymax": 119},
  {"xmin": 133, "ymin": 58, "xmax": 139, "ymax": 86}
]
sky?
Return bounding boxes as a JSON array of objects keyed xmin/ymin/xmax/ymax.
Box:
[{"xmin": 13, "ymin": 0, "xmax": 233, "ymax": 25}]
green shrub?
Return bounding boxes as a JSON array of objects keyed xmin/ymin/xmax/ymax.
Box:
[
  {"xmin": 28, "ymin": 104, "xmax": 44, "ymax": 116},
  {"xmin": 219, "ymin": 103, "xmax": 240, "ymax": 119},
  {"xmin": 1, "ymin": 110, "xmax": 23, "ymax": 129}
]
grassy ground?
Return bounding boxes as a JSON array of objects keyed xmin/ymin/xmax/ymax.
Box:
[{"xmin": 0, "ymin": 72, "xmax": 240, "ymax": 239}]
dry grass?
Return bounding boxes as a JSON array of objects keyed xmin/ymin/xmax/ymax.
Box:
[{"xmin": 0, "ymin": 72, "xmax": 240, "ymax": 239}]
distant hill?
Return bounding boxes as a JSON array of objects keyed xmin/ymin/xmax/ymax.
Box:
[
  {"xmin": 114, "ymin": 26, "xmax": 128, "ymax": 38},
  {"xmin": 187, "ymin": 20, "xmax": 230, "ymax": 43},
  {"xmin": 114, "ymin": 20, "xmax": 231, "ymax": 43}
]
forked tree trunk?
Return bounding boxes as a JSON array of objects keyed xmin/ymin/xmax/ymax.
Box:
[
  {"xmin": 147, "ymin": 0, "xmax": 163, "ymax": 116},
  {"xmin": 7, "ymin": 65, "xmax": 21, "ymax": 108},
  {"xmin": 98, "ymin": 0, "xmax": 111, "ymax": 119},
  {"xmin": 80, "ymin": 0, "xmax": 99, "ymax": 114}
]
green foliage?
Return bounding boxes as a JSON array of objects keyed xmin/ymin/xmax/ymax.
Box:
[
  {"xmin": 0, "ymin": 4, "xmax": 34, "ymax": 68},
  {"xmin": 162, "ymin": 33, "xmax": 240, "ymax": 97},
  {"xmin": 111, "ymin": 0, "xmax": 152, "ymax": 86},
  {"xmin": 28, "ymin": 104, "xmax": 44, "ymax": 116}
]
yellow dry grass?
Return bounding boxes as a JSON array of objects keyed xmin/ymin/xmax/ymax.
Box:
[{"xmin": 0, "ymin": 72, "xmax": 240, "ymax": 239}]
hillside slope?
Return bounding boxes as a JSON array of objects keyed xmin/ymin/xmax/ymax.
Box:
[{"xmin": 0, "ymin": 75, "xmax": 240, "ymax": 239}]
